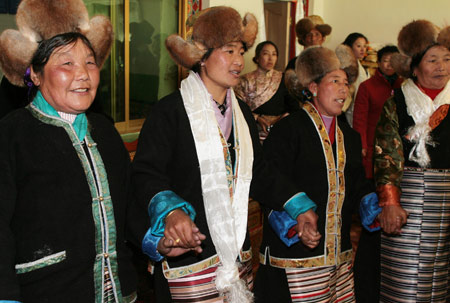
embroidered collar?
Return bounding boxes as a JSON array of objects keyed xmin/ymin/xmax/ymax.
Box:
[{"xmin": 32, "ymin": 91, "xmax": 88, "ymax": 141}]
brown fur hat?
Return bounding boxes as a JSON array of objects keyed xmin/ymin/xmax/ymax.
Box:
[
  {"xmin": 0, "ymin": 0, "xmax": 113, "ymax": 87},
  {"xmin": 295, "ymin": 15, "xmax": 332, "ymax": 46},
  {"xmin": 391, "ymin": 20, "xmax": 450, "ymax": 78},
  {"xmin": 165, "ymin": 6, "xmax": 258, "ymax": 69},
  {"xmin": 295, "ymin": 45, "xmax": 358, "ymax": 88}
]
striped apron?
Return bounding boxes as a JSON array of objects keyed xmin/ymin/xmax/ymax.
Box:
[
  {"xmin": 167, "ymin": 260, "xmax": 253, "ymax": 302},
  {"xmin": 285, "ymin": 261, "xmax": 355, "ymax": 303},
  {"xmin": 380, "ymin": 168, "xmax": 450, "ymax": 303}
]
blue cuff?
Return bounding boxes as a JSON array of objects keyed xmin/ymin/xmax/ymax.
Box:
[
  {"xmin": 149, "ymin": 190, "xmax": 196, "ymax": 237},
  {"xmin": 142, "ymin": 227, "xmax": 164, "ymax": 262},
  {"xmin": 283, "ymin": 192, "xmax": 317, "ymax": 220},
  {"xmin": 0, "ymin": 301, "xmax": 22, "ymax": 303},
  {"xmin": 268, "ymin": 211, "xmax": 300, "ymax": 247},
  {"xmin": 360, "ymin": 192, "xmax": 381, "ymax": 232}
]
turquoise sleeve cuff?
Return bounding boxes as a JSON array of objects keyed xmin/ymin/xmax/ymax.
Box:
[
  {"xmin": 360, "ymin": 192, "xmax": 381, "ymax": 232},
  {"xmin": 283, "ymin": 192, "xmax": 317, "ymax": 220},
  {"xmin": 149, "ymin": 190, "xmax": 196, "ymax": 237},
  {"xmin": 268, "ymin": 211, "xmax": 300, "ymax": 247},
  {"xmin": 0, "ymin": 301, "xmax": 22, "ymax": 303},
  {"xmin": 142, "ymin": 227, "xmax": 164, "ymax": 262}
]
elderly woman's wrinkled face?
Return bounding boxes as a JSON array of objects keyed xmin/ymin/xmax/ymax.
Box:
[
  {"xmin": 31, "ymin": 40, "xmax": 99, "ymax": 114},
  {"xmin": 414, "ymin": 45, "xmax": 450, "ymax": 90},
  {"xmin": 309, "ymin": 69, "xmax": 348, "ymax": 117},
  {"xmin": 257, "ymin": 43, "xmax": 278, "ymax": 72}
]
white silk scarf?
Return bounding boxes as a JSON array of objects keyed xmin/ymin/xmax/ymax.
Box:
[
  {"xmin": 402, "ymin": 79, "xmax": 450, "ymax": 167},
  {"xmin": 180, "ymin": 71, "xmax": 254, "ymax": 302}
]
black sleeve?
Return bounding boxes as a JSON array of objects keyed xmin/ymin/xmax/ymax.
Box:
[
  {"xmin": 0, "ymin": 119, "xmax": 22, "ymax": 301},
  {"xmin": 239, "ymin": 100, "xmax": 299, "ymax": 210}
]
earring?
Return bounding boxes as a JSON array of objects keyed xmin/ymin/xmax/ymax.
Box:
[
  {"xmin": 200, "ymin": 62, "xmax": 205, "ymax": 67},
  {"xmin": 412, "ymin": 72, "xmax": 416, "ymax": 77},
  {"xmin": 313, "ymin": 92, "xmax": 317, "ymax": 97}
]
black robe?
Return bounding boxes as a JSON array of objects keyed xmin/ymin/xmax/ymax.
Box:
[
  {"xmin": 0, "ymin": 108, "xmax": 140, "ymax": 302},
  {"xmin": 132, "ymin": 90, "xmax": 300, "ymax": 301},
  {"xmin": 254, "ymin": 107, "xmax": 373, "ymax": 302}
]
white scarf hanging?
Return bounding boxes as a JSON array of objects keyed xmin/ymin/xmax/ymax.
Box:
[
  {"xmin": 180, "ymin": 71, "xmax": 254, "ymax": 302},
  {"xmin": 402, "ymin": 78, "xmax": 450, "ymax": 167}
]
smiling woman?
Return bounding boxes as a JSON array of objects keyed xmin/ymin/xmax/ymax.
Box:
[
  {"xmin": 29, "ymin": 34, "xmax": 100, "ymax": 114},
  {"xmin": 0, "ymin": 2, "xmax": 145, "ymax": 300},
  {"xmin": 253, "ymin": 46, "xmax": 376, "ymax": 303}
]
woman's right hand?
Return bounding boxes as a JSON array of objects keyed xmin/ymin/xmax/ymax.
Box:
[
  {"xmin": 163, "ymin": 209, "xmax": 206, "ymax": 253},
  {"xmin": 378, "ymin": 205, "xmax": 408, "ymax": 235}
]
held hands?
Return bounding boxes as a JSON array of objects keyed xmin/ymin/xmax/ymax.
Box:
[
  {"xmin": 296, "ymin": 209, "xmax": 321, "ymax": 249},
  {"xmin": 256, "ymin": 115, "xmax": 272, "ymax": 134},
  {"xmin": 378, "ymin": 205, "xmax": 408, "ymax": 235},
  {"xmin": 158, "ymin": 209, "xmax": 206, "ymax": 257}
]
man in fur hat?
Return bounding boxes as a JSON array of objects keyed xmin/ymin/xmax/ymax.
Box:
[
  {"xmin": 132, "ymin": 6, "xmax": 319, "ymax": 303},
  {"xmin": 284, "ymin": 15, "xmax": 332, "ymax": 71}
]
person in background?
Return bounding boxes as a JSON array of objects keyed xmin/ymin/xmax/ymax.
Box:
[
  {"xmin": 285, "ymin": 15, "xmax": 332, "ymax": 72},
  {"xmin": 353, "ymin": 45, "xmax": 404, "ymax": 180},
  {"xmin": 370, "ymin": 20, "xmax": 450, "ymax": 302},
  {"xmin": 132, "ymin": 6, "xmax": 318, "ymax": 303},
  {"xmin": 235, "ymin": 41, "xmax": 299, "ymax": 141},
  {"xmin": 342, "ymin": 32, "xmax": 370, "ymax": 126},
  {"xmin": 352, "ymin": 45, "xmax": 404, "ymax": 303},
  {"xmin": 254, "ymin": 45, "xmax": 375, "ymax": 303}
]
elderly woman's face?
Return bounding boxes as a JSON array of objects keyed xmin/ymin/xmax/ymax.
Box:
[
  {"xmin": 309, "ymin": 69, "xmax": 348, "ymax": 117},
  {"xmin": 31, "ymin": 40, "xmax": 99, "ymax": 114},
  {"xmin": 414, "ymin": 45, "xmax": 450, "ymax": 90},
  {"xmin": 257, "ymin": 44, "xmax": 278, "ymax": 72}
]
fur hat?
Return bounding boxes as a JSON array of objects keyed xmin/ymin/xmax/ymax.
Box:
[
  {"xmin": 165, "ymin": 6, "xmax": 258, "ymax": 69},
  {"xmin": 0, "ymin": 0, "xmax": 113, "ymax": 87},
  {"xmin": 391, "ymin": 19, "xmax": 450, "ymax": 78},
  {"xmin": 295, "ymin": 15, "xmax": 332, "ymax": 46},
  {"xmin": 285, "ymin": 45, "xmax": 357, "ymax": 98}
]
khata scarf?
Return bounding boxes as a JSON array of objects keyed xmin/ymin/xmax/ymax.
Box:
[
  {"xmin": 180, "ymin": 71, "xmax": 254, "ymax": 302},
  {"xmin": 402, "ymin": 78, "xmax": 450, "ymax": 167}
]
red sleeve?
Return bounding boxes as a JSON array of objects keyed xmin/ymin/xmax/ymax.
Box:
[{"xmin": 352, "ymin": 81, "xmax": 370, "ymax": 150}]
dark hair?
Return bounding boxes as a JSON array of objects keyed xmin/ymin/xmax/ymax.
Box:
[
  {"xmin": 192, "ymin": 41, "xmax": 248, "ymax": 73},
  {"xmin": 191, "ymin": 48, "xmax": 214, "ymax": 73},
  {"xmin": 29, "ymin": 32, "xmax": 96, "ymax": 99},
  {"xmin": 252, "ymin": 41, "xmax": 278, "ymax": 64},
  {"xmin": 377, "ymin": 45, "xmax": 399, "ymax": 62},
  {"xmin": 409, "ymin": 42, "xmax": 439, "ymax": 77},
  {"xmin": 343, "ymin": 32, "xmax": 368, "ymax": 48}
]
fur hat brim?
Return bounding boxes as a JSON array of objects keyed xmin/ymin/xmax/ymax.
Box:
[
  {"xmin": 286, "ymin": 45, "xmax": 358, "ymax": 97},
  {"xmin": 165, "ymin": 6, "xmax": 258, "ymax": 69},
  {"xmin": 0, "ymin": 0, "xmax": 113, "ymax": 87},
  {"xmin": 392, "ymin": 20, "xmax": 450, "ymax": 79}
]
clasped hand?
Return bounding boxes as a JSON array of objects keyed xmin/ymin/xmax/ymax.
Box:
[
  {"xmin": 296, "ymin": 209, "xmax": 321, "ymax": 249},
  {"xmin": 157, "ymin": 209, "xmax": 206, "ymax": 257},
  {"xmin": 378, "ymin": 205, "xmax": 408, "ymax": 235}
]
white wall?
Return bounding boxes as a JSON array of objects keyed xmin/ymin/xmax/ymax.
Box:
[
  {"xmin": 203, "ymin": 0, "xmax": 266, "ymax": 74},
  {"xmin": 312, "ymin": 0, "xmax": 450, "ymax": 51}
]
